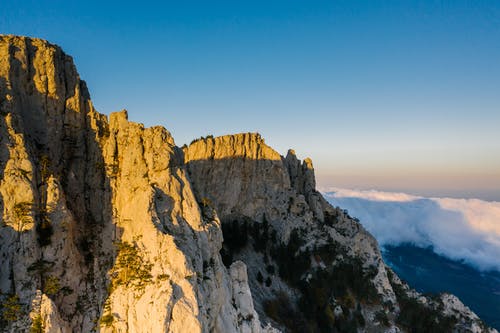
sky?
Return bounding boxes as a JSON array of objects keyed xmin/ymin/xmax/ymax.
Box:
[
  {"xmin": 1, "ymin": 1, "xmax": 499, "ymax": 200},
  {"xmin": 324, "ymin": 188, "xmax": 500, "ymax": 272}
]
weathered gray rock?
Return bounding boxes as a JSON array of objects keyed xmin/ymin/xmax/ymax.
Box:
[
  {"xmin": 184, "ymin": 133, "xmax": 496, "ymax": 333},
  {"xmin": 0, "ymin": 35, "xmax": 274, "ymax": 333}
]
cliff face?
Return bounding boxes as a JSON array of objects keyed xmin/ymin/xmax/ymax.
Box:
[
  {"xmin": 184, "ymin": 136, "xmax": 495, "ymax": 333},
  {"xmin": 0, "ymin": 35, "xmax": 275, "ymax": 333},
  {"xmin": 184, "ymin": 135, "xmax": 396, "ymax": 331},
  {"xmin": 0, "ymin": 35, "xmax": 495, "ymax": 333}
]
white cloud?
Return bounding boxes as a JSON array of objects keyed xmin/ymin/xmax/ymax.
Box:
[
  {"xmin": 326, "ymin": 187, "xmax": 420, "ymax": 202},
  {"xmin": 323, "ymin": 188, "xmax": 500, "ymax": 272}
]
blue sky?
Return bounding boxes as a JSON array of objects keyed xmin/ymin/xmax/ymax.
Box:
[{"xmin": 1, "ymin": 1, "xmax": 499, "ymax": 200}]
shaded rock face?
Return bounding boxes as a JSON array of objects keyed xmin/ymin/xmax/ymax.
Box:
[
  {"xmin": 184, "ymin": 134, "xmax": 393, "ymax": 331},
  {"xmin": 0, "ymin": 35, "xmax": 494, "ymax": 333},
  {"xmin": 184, "ymin": 137, "xmax": 496, "ymax": 333}
]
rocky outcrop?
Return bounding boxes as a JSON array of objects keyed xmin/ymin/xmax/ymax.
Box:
[
  {"xmin": 184, "ymin": 134, "xmax": 496, "ymax": 333},
  {"xmin": 184, "ymin": 134, "xmax": 391, "ymax": 330},
  {"xmin": 0, "ymin": 35, "xmax": 495, "ymax": 333},
  {"xmin": 0, "ymin": 35, "xmax": 273, "ymax": 333},
  {"xmin": 0, "ymin": 34, "xmax": 102, "ymax": 332}
]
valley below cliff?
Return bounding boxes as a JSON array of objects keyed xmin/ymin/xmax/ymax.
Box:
[{"xmin": 0, "ymin": 35, "xmax": 496, "ymax": 333}]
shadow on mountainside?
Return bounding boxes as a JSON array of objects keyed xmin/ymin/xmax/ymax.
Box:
[
  {"xmin": 184, "ymin": 155, "xmax": 496, "ymax": 333},
  {"xmin": 0, "ymin": 39, "xmax": 123, "ymax": 332},
  {"xmin": 184, "ymin": 156, "xmax": 379, "ymax": 333}
]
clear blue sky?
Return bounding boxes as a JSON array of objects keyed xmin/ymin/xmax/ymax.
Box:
[{"xmin": 2, "ymin": 1, "xmax": 499, "ymax": 200}]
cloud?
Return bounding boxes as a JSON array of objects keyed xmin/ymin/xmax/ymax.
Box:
[
  {"xmin": 327, "ymin": 188, "xmax": 420, "ymax": 202},
  {"xmin": 322, "ymin": 188, "xmax": 500, "ymax": 272}
]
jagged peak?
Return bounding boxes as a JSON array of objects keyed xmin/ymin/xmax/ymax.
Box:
[
  {"xmin": 107, "ymin": 109, "xmax": 176, "ymax": 148},
  {"xmin": 0, "ymin": 34, "xmax": 89, "ymax": 112},
  {"xmin": 0, "ymin": 34, "xmax": 94, "ymax": 154},
  {"xmin": 0, "ymin": 34, "xmax": 79, "ymax": 87},
  {"xmin": 188, "ymin": 132, "xmax": 263, "ymax": 146},
  {"xmin": 109, "ymin": 109, "xmax": 130, "ymax": 129},
  {"xmin": 0, "ymin": 34, "xmax": 63, "ymax": 52},
  {"xmin": 303, "ymin": 157, "xmax": 314, "ymax": 170},
  {"xmin": 184, "ymin": 132, "xmax": 282, "ymax": 162}
]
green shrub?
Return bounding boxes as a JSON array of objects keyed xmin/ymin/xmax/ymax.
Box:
[
  {"xmin": 396, "ymin": 296, "xmax": 456, "ymax": 332},
  {"xmin": 12, "ymin": 202, "xmax": 33, "ymax": 232},
  {"xmin": 100, "ymin": 313, "xmax": 114, "ymax": 327},
  {"xmin": 251, "ymin": 217, "xmax": 270, "ymax": 252},
  {"xmin": 43, "ymin": 275, "xmax": 61, "ymax": 296},
  {"xmin": 296, "ymin": 257, "xmax": 380, "ymax": 333},
  {"xmin": 190, "ymin": 134, "xmax": 215, "ymax": 145},
  {"xmin": 157, "ymin": 274, "xmax": 170, "ymax": 281},
  {"xmin": 323, "ymin": 211, "xmax": 338, "ymax": 226},
  {"xmin": 1, "ymin": 294, "xmax": 22, "ymax": 322},
  {"xmin": 28, "ymin": 259, "xmax": 54, "ymax": 275},
  {"xmin": 272, "ymin": 229, "xmax": 310, "ymax": 285},
  {"xmin": 389, "ymin": 277, "xmax": 457, "ymax": 332},
  {"xmin": 39, "ymin": 154, "xmax": 51, "ymax": 182},
  {"xmin": 264, "ymin": 292, "xmax": 307, "ymax": 332},
  {"xmin": 30, "ymin": 314, "xmax": 44, "ymax": 333},
  {"xmin": 110, "ymin": 241, "xmax": 153, "ymax": 291},
  {"xmin": 200, "ymin": 197, "xmax": 212, "ymax": 207},
  {"xmin": 314, "ymin": 242, "xmax": 341, "ymax": 265}
]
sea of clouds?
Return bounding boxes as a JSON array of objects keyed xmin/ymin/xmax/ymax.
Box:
[{"xmin": 322, "ymin": 188, "xmax": 500, "ymax": 272}]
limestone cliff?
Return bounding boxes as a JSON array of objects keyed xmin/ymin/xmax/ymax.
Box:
[
  {"xmin": 0, "ymin": 35, "xmax": 276, "ymax": 333},
  {"xmin": 184, "ymin": 134, "xmax": 496, "ymax": 333},
  {"xmin": 0, "ymin": 35, "xmax": 495, "ymax": 333}
]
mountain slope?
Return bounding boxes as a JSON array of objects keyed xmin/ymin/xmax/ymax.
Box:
[
  {"xmin": 383, "ymin": 244, "xmax": 500, "ymax": 331},
  {"xmin": 0, "ymin": 35, "xmax": 495, "ymax": 333},
  {"xmin": 184, "ymin": 135, "xmax": 496, "ymax": 333}
]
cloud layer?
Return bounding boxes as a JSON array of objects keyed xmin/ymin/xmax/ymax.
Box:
[{"xmin": 323, "ymin": 188, "xmax": 500, "ymax": 272}]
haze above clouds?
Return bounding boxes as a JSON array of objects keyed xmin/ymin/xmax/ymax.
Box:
[{"xmin": 323, "ymin": 188, "xmax": 500, "ymax": 272}]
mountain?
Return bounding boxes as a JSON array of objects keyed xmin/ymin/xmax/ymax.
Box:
[
  {"xmin": 383, "ymin": 245, "xmax": 500, "ymax": 331},
  {"xmin": 323, "ymin": 188, "xmax": 500, "ymax": 330},
  {"xmin": 0, "ymin": 35, "xmax": 495, "ymax": 332}
]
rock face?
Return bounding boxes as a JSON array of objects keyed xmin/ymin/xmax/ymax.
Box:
[
  {"xmin": 0, "ymin": 35, "xmax": 272, "ymax": 333},
  {"xmin": 0, "ymin": 35, "xmax": 495, "ymax": 333},
  {"xmin": 184, "ymin": 136, "xmax": 496, "ymax": 333}
]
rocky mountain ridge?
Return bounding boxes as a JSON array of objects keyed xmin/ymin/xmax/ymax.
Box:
[{"xmin": 0, "ymin": 35, "xmax": 495, "ymax": 333}]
